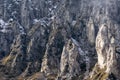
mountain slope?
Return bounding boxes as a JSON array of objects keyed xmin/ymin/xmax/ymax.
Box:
[{"xmin": 0, "ymin": 0, "xmax": 120, "ymax": 80}]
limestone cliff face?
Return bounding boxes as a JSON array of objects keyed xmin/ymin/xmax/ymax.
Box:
[
  {"xmin": 0, "ymin": 0, "xmax": 120, "ymax": 80},
  {"xmin": 57, "ymin": 38, "xmax": 87, "ymax": 80}
]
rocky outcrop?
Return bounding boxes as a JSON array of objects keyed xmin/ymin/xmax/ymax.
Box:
[
  {"xmin": 21, "ymin": 23, "xmax": 50, "ymax": 77},
  {"xmin": 41, "ymin": 27, "xmax": 66, "ymax": 79},
  {"xmin": 89, "ymin": 21, "xmax": 120, "ymax": 80},
  {"xmin": 0, "ymin": 0, "xmax": 120, "ymax": 80},
  {"xmin": 57, "ymin": 38, "xmax": 87, "ymax": 80},
  {"xmin": 1, "ymin": 34, "xmax": 26, "ymax": 77}
]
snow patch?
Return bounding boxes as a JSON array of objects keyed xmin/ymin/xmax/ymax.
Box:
[
  {"xmin": 78, "ymin": 48, "xmax": 85, "ymax": 56},
  {"xmin": 54, "ymin": 5, "xmax": 57, "ymax": 9},
  {"xmin": 17, "ymin": 23, "xmax": 26, "ymax": 35},
  {"xmin": 1, "ymin": 28, "xmax": 8, "ymax": 33},
  {"xmin": 72, "ymin": 20, "xmax": 76, "ymax": 26},
  {"xmin": 71, "ymin": 38, "xmax": 79, "ymax": 47},
  {"xmin": 71, "ymin": 38, "xmax": 85, "ymax": 56},
  {"xmin": 0, "ymin": 19, "xmax": 5, "ymax": 27},
  {"xmin": 8, "ymin": 18, "xmax": 14, "ymax": 23},
  {"xmin": 0, "ymin": 19, "xmax": 9, "ymax": 33},
  {"xmin": 33, "ymin": 19, "xmax": 40, "ymax": 23},
  {"xmin": 51, "ymin": 16, "xmax": 55, "ymax": 20},
  {"xmin": 33, "ymin": 18, "xmax": 48, "ymax": 27},
  {"xmin": 49, "ymin": 8, "xmax": 52, "ymax": 11}
]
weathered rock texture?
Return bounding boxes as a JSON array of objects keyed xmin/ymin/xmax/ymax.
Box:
[{"xmin": 0, "ymin": 0, "xmax": 120, "ymax": 80}]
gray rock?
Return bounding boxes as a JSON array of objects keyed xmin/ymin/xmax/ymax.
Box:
[
  {"xmin": 58, "ymin": 38, "xmax": 87, "ymax": 80},
  {"xmin": 0, "ymin": 0, "xmax": 120, "ymax": 80}
]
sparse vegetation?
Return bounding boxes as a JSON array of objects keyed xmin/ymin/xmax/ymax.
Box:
[
  {"xmin": 87, "ymin": 64, "xmax": 109, "ymax": 80},
  {"xmin": 2, "ymin": 55, "xmax": 14, "ymax": 65}
]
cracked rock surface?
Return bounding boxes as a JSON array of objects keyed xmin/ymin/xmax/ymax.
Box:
[{"xmin": 0, "ymin": 0, "xmax": 120, "ymax": 80}]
